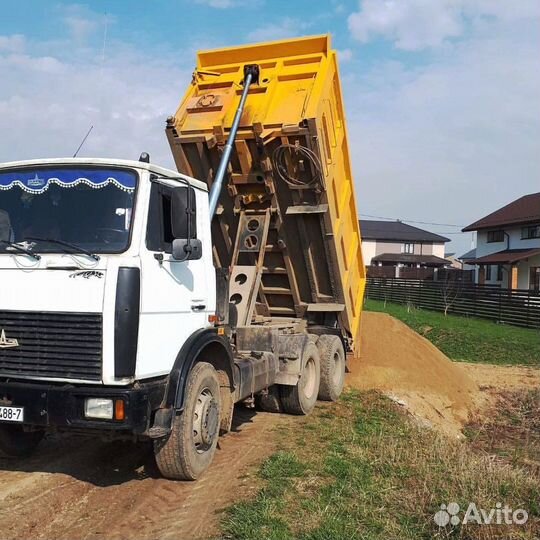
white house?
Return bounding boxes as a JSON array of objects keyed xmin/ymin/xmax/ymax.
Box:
[{"xmin": 462, "ymin": 192, "xmax": 540, "ymax": 290}]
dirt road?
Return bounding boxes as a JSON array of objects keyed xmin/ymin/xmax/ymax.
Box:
[
  {"xmin": 0, "ymin": 408, "xmax": 287, "ymax": 540},
  {"xmin": 1, "ymin": 312, "xmax": 538, "ymax": 540}
]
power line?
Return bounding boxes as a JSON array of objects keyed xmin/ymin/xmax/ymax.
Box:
[
  {"xmin": 359, "ymin": 227, "xmax": 467, "ymax": 235},
  {"xmin": 361, "ymin": 213, "xmax": 466, "ymax": 228}
]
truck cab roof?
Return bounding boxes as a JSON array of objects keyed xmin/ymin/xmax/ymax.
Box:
[{"xmin": 0, "ymin": 157, "xmax": 208, "ymax": 192}]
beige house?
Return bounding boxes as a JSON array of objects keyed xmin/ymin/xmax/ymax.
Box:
[{"xmin": 360, "ymin": 220, "xmax": 449, "ymax": 271}]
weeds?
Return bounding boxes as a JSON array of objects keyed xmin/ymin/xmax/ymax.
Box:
[{"xmin": 222, "ymin": 392, "xmax": 540, "ymax": 539}]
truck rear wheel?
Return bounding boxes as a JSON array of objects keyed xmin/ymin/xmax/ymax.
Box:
[
  {"xmin": 0, "ymin": 425, "xmax": 44, "ymax": 457},
  {"xmin": 280, "ymin": 342, "xmax": 321, "ymax": 415},
  {"xmin": 317, "ymin": 335, "xmax": 346, "ymax": 401},
  {"xmin": 154, "ymin": 362, "xmax": 221, "ymax": 481}
]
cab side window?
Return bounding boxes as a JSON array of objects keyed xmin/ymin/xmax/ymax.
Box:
[{"xmin": 146, "ymin": 183, "xmax": 197, "ymax": 253}]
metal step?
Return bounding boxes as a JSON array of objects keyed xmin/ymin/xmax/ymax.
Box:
[
  {"xmin": 262, "ymin": 286, "xmax": 293, "ymax": 295},
  {"xmin": 268, "ymin": 306, "xmax": 296, "ymax": 315},
  {"xmin": 262, "ymin": 266, "xmax": 288, "ymax": 274}
]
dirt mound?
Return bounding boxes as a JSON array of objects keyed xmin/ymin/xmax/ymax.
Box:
[{"xmin": 347, "ymin": 312, "xmax": 484, "ymax": 438}]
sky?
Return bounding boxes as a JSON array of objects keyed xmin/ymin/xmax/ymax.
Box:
[{"xmin": 1, "ymin": 0, "xmax": 539, "ymax": 256}]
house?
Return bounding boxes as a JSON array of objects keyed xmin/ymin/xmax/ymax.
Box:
[
  {"xmin": 360, "ymin": 220, "xmax": 450, "ymax": 271},
  {"xmin": 457, "ymin": 248, "xmax": 477, "ymax": 271},
  {"xmin": 444, "ymin": 252, "xmax": 462, "ymax": 269},
  {"xmin": 462, "ymin": 192, "xmax": 540, "ymax": 290}
]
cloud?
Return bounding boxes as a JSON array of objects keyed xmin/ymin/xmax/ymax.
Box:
[
  {"xmin": 246, "ymin": 17, "xmax": 310, "ymax": 42},
  {"xmin": 194, "ymin": 0, "xmax": 261, "ymax": 8},
  {"xmin": 348, "ymin": 0, "xmax": 540, "ymax": 51},
  {"xmin": 338, "ymin": 48, "xmax": 353, "ymax": 62},
  {"xmin": 0, "ymin": 32, "xmax": 191, "ymax": 168},
  {"xmin": 59, "ymin": 4, "xmax": 114, "ymax": 44},
  {"xmin": 348, "ymin": 0, "xmax": 464, "ymax": 50},
  {"xmin": 0, "ymin": 34, "xmax": 25, "ymax": 53},
  {"xmin": 343, "ymin": 7, "xmax": 540, "ymax": 253}
]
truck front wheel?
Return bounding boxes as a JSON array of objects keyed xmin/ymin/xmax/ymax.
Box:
[
  {"xmin": 0, "ymin": 425, "xmax": 44, "ymax": 457},
  {"xmin": 317, "ymin": 335, "xmax": 346, "ymax": 401},
  {"xmin": 280, "ymin": 342, "xmax": 321, "ymax": 415},
  {"xmin": 154, "ymin": 362, "xmax": 221, "ymax": 480}
]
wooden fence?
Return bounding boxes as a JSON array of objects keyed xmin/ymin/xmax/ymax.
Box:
[
  {"xmin": 366, "ymin": 266, "xmax": 474, "ymax": 282},
  {"xmin": 366, "ymin": 278, "xmax": 540, "ymax": 329}
]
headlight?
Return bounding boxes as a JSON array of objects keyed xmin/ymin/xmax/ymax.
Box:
[{"xmin": 84, "ymin": 398, "xmax": 113, "ymax": 420}]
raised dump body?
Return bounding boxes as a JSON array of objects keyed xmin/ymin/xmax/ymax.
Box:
[{"xmin": 166, "ymin": 34, "xmax": 365, "ymax": 354}]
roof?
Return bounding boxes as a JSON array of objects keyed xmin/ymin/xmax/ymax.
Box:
[
  {"xmin": 359, "ymin": 220, "xmax": 449, "ymax": 243},
  {"xmin": 462, "ymin": 192, "xmax": 540, "ymax": 232},
  {"xmin": 0, "ymin": 157, "xmax": 208, "ymax": 191},
  {"xmin": 470, "ymin": 248, "xmax": 540, "ymax": 265},
  {"xmin": 371, "ymin": 253, "xmax": 450, "ymax": 266},
  {"xmin": 459, "ymin": 248, "xmax": 477, "ymax": 261}
]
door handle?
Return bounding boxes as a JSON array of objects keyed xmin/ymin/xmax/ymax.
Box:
[{"xmin": 191, "ymin": 304, "xmax": 206, "ymax": 311}]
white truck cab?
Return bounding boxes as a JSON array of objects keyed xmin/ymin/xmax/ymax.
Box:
[
  {"xmin": 0, "ymin": 158, "xmax": 238, "ymax": 476},
  {"xmin": 0, "ymin": 158, "xmax": 216, "ymax": 386}
]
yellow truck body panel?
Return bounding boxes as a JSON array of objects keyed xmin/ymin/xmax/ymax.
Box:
[{"xmin": 167, "ymin": 35, "xmax": 365, "ymax": 354}]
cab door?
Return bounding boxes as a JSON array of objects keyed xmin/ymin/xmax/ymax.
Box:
[{"xmin": 137, "ymin": 179, "xmax": 211, "ymax": 380}]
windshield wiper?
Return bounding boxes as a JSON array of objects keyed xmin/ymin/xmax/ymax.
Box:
[
  {"xmin": 24, "ymin": 237, "xmax": 100, "ymax": 262},
  {"xmin": 0, "ymin": 240, "xmax": 41, "ymax": 261}
]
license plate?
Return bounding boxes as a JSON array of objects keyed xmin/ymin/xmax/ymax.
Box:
[{"xmin": 0, "ymin": 406, "xmax": 24, "ymax": 423}]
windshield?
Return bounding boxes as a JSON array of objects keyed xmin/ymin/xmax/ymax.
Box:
[{"xmin": 0, "ymin": 166, "xmax": 137, "ymax": 254}]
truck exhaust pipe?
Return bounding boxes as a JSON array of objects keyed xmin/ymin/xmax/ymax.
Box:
[{"xmin": 208, "ymin": 64, "xmax": 259, "ymax": 217}]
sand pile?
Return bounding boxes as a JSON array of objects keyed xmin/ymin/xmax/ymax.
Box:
[{"xmin": 347, "ymin": 312, "xmax": 485, "ymax": 438}]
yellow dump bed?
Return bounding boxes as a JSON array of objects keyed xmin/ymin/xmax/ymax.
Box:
[{"xmin": 166, "ymin": 34, "xmax": 365, "ymax": 354}]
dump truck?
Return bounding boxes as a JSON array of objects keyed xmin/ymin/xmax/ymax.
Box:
[{"xmin": 0, "ymin": 35, "xmax": 365, "ymax": 480}]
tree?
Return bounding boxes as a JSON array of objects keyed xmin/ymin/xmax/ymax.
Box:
[{"xmin": 440, "ymin": 273, "xmax": 463, "ymax": 316}]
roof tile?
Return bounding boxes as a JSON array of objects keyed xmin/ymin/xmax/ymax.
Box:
[
  {"xmin": 463, "ymin": 192, "xmax": 540, "ymax": 231},
  {"xmin": 360, "ymin": 220, "xmax": 449, "ymax": 243}
]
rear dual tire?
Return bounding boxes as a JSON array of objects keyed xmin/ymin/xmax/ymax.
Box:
[
  {"xmin": 317, "ymin": 335, "xmax": 346, "ymax": 402},
  {"xmin": 280, "ymin": 342, "xmax": 321, "ymax": 415}
]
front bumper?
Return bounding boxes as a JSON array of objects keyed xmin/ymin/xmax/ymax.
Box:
[{"xmin": 0, "ymin": 378, "xmax": 167, "ymax": 436}]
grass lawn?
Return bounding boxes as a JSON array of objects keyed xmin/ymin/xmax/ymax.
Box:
[
  {"xmin": 221, "ymin": 392, "xmax": 540, "ymax": 540},
  {"xmin": 364, "ymin": 299, "xmax": 540, "ymax": 366}
]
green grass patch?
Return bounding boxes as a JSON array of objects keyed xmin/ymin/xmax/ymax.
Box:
[
  {"xmin": 364, "ymin": 299, "xmax": 540, "ymax": 366},
  {"xmin": 221, "ymin": 392, "xmax": 540, "ymax": 539}
]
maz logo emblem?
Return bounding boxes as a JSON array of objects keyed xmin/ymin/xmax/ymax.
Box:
[
  {"xmin": 69, "ymin": 271, "xmax": 104, "ymax": 279},
  {"xmin": 0, "ymin": 329, "xmax": 19, "ymax": 349}
]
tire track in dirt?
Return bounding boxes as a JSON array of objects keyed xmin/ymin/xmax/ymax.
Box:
[{"xmin": 0, "ymin": 406, "xmax": 288, "ymax": 540}]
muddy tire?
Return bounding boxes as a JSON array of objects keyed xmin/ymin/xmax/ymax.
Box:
[
  {"xmin": 255, "ymin": 386, "xmax": 283, "ymax": 413},
  {"xmin": 154, "ymin": 362, "xmax": 221, "ymax": 481},
  {"xmin": 280, "ymin": 342, "xmax": 321, "ymax": 415},
  {"xmin": 0, "ymin": 425, "xmax": 44, "ymax": 457},
  {"xmin": 317, "ymin": 335, "xmax": 346, "ymax": 402}
]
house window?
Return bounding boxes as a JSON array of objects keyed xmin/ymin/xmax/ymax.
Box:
[
  {"xmin": 530, "ymin": 267, "xmax": 540, "ymax": 291},
  {"xmin": 402, "ymin": 243, "xmax": 414, "ymax": 254},
  {"xmin": 485, "ymin": 265, "xmax": 492, "ymax": 280},
  {"xmin": 496, "ymin": 265, "xmax": 504, "ymax": 281},
  {"xmin": 487, "ymin": 230, "xmax": 505, "ymax": 243},
  {"xmin": 521, "ymin": 224, "xmax": 540, "ymax": 240}
]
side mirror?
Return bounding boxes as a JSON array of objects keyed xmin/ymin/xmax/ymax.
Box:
[
  {"xmin": 172, "ymin": 238, "xmax": 202, "ymax": 261},
  {"xmin": 171, "ymin": 186, "xmax": 197, "ymax": 239}
]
